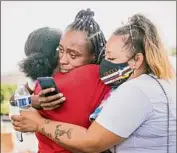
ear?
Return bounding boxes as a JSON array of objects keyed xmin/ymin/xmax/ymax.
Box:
[{"xmin": 133, "ymin": 53, "xmax": 144, "ymax": 69}]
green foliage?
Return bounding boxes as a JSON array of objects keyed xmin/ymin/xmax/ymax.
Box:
[
  {"xmin": 1, "ymin": 84, "xmax": 17, "ymax": 114},
  {"xmin": 1, "ymin": 100, "xmax": 10, "ymax": 115}
]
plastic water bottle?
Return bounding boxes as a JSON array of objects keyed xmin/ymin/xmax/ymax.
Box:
[
  {"xmin": 11, "ymin": 85, "xmax": 32, "ymax": 142},
  {"xmin": 14, "ymin": 85, "xmax": 32, "ymax": 109}
]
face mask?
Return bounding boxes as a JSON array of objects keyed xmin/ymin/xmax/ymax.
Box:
[{"xmin": 99, "ymin": 57, "xmax": 134, "ymax": 89}]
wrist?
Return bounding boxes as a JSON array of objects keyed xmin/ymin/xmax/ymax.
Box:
[
  {"xmin": 32, "ymin": 103, "xmax": 42, "ymax": 109},
  {"xmin": 36, "ymin": 118, "xmax": 45, "ymax": 132},
  {"xmin": 31, "ymin": 95, "xmax": 42, "ymax": 109}
]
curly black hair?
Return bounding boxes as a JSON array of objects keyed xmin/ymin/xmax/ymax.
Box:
[{"xmin": 19, "ymin": 27, "xmax": 62, "ymax": 80}]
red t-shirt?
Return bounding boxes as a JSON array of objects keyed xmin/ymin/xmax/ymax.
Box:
[{"xmin": 34, "ymin": 64, "xmax": 111, "ymax": 153}]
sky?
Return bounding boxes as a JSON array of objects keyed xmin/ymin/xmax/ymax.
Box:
[{"xmin": 1, "ymin": 1, "xmax": 176, "ymax": 74}]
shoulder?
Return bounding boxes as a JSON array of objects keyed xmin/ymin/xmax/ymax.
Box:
[
  {"xmin": 109, "ymin": 74, "xmax": 152, "ymax": 101},
  {"xmin": 118, "ymin": 74, "xmax": 152, "ymax": 92},
  {"xmin": 53, "ymin": 64, "xmax": 99, "ymax": 78},
  {"xmin": 67, "ymin": 64, "xmax": 100, "ymax": 80},
  {"xmin": 73, "ymin": 64, "xmax": 99, "ymax": 74},
  {"xmin": 52, "ymin": 64, "xmax": 102, "ymax": 88}
]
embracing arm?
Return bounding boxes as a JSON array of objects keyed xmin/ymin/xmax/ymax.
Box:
[
  {"xmin": 36, "ymin": 84, "xmax": 151, "ymax": 153},
  {"xmin": 37, "ymin": 119, "xmax": 123, "ymax": 153},
  {"xmin": 12, "ymin": 84, "xmax": 151, "ymax": 152}
]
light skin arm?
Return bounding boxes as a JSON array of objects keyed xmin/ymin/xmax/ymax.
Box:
[
  {"xmin": 11, "ymin": 88, "xmax": 125, "ymax": 153},
  {"xmin": 37, "ymin": 119, "xmax": 124, "ymax": 153},
  {"xmin": 12, "ymin": 109, "xmax": 124, "ymax": 153}
]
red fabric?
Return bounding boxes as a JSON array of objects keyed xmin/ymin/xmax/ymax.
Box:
[{"xmin": 34, "ymin": 65, "xmax": 111, "ymax": 153}]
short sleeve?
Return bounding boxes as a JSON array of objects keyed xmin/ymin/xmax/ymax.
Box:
[{"xmin": 96, "ymin": 82, "xmax": 153, "ymax": 138}]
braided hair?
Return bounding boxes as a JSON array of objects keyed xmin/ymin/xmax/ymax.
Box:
[
  {"xmin": 66, "ymin": 8, "xmax": 106, "ymax": 64},
  {"xmin": 19, "ymin": 27, "xmax": 62, "ymax": 80}
]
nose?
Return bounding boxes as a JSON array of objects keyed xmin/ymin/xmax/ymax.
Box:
[{"xmin": 60, "ymin": 53, "xmax": 69, "ymax": 65}]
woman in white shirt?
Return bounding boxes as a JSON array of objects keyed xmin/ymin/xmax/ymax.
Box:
[{"xmin": 11, "ymin": 13, "xmax": 176, "ymax": 153}]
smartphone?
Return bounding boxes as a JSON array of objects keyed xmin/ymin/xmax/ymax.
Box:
[{"xmin": 37, "ymin": 77, "xmax": 59, "ymax": 97}]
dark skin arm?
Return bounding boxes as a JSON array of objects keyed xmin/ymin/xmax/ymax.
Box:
[
  {"xmin": 9, "ymin": 83, "xmax": 42, "ymax": 109},
  {"xmin": 9, "ymin": 82, "xmax": 65, "ymax": 110}
]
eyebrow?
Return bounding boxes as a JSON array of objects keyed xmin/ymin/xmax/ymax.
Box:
[
  {"xmin": 59, "ymin": 44, "xmax": 82, "ymax": 55},
  {"xmin": 67, "ymin": 48, "xmax": 82, "ymax": 55},
  {"xmin": 59, "ymin": 44, "xmax": 64, "ymax": 48}
]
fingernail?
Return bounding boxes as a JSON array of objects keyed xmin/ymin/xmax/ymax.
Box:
[
  {"xmin": 59, "ymin": 93, "xmax": 63, "ymax": 97},
  {"xmin": 51, "ymin": 88, "xmax": 55, "ymax": 91}
]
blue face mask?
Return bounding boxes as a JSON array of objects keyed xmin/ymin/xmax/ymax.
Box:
[{"xmin": 99, "ymin": 57, "xmax": 134, "ymax": 89}]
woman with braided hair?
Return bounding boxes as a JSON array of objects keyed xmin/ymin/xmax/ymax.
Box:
[
  {"xmin": 32, "ymin": 8, "xmax": 110, "ymax": 153},
  {"xmin": 10, "ymin": 9, "xmax": 111, "ymax": 153},
  {"xmin": 58, "ymin": 8, "xmax": 106, "ymax": 73},
  {"xmin": 12, "ymin": 13, "xmax": 176, "ymax": 153}
]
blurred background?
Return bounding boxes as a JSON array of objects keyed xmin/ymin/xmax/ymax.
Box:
[{"xmin": 1, "ymin": 1, "xmax": 176, "ymax": 153}]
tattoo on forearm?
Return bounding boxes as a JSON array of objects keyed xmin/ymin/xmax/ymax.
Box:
[
  {"xmin": 40, "ymin": 127, "xmax": 52, "ymax": 138},
  {"xmin": 55, "ymin": 125, "xmax": 72, "ymax": 141}
]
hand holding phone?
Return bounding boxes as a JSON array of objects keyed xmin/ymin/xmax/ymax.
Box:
[{"xmin": 36, "ymin": 77, "xmax": 65, "ymax": 110}]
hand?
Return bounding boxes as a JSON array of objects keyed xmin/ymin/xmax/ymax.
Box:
[
  {"xmin": 31, "ymin": 95, "xmax": 42, "ymax": 109},
  {"xmin": 38, "ymin": 88, "xmax": 66, "ymax": 110},
  {"xmin": 11, "ymin": 110, "xmax": 43, "ymax": 132}
]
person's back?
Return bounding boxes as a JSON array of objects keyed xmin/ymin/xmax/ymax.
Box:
[{"xmin": 34, "ymin": 64, "xmax": 111, "ymax": 153}]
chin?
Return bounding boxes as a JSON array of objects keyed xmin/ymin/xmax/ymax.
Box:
[{"xmin": 60, "ymin": 69, "xmax": 69, "ymax": 73}]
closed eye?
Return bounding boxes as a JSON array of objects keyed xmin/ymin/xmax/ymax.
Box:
[
  {"xmin": 59, "ymin": 47, "xmax": 64, "ymax": 53},
  {"xmin": 69, "ymin": 53, "xmax": 77, "ymax": 59}
]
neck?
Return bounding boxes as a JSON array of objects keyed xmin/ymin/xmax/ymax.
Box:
[{"xmin": 129, "ymin": 68, "xmax": 147, "ymax": 80}]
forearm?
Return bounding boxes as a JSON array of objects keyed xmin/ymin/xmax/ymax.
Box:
[{"xmin": 37, "ymin": 119, "xmax": 99, "ymax": 153}]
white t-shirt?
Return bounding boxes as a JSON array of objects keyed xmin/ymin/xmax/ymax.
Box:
[{"xmin": 96, "ymin": 74, "xmax": 176, "ymax": 153}]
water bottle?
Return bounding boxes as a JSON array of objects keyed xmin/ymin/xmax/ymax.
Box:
[{"xmin": 10, "ymin": 85, "xmax": 32, "ymax": 142}]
